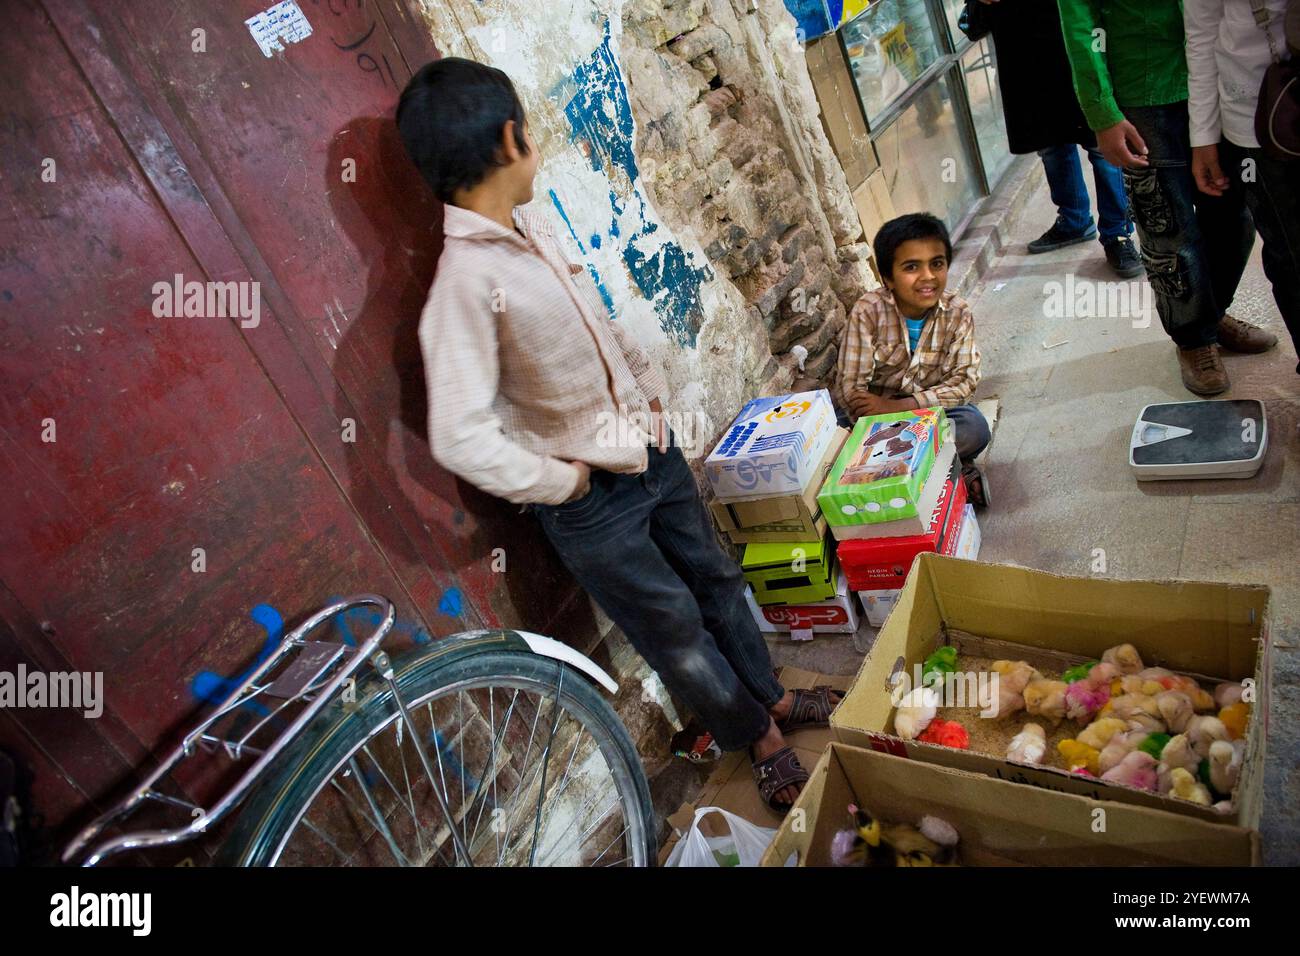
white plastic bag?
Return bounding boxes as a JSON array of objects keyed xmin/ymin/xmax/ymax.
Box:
[{"xmin": 664, "ymin": 807, "xmax": 781, "ymax": 868}]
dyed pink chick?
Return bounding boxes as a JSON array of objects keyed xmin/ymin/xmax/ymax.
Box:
[
  {"xmin": 1100, "ymin": 751, "xmax": 1159, "ymax": 792},
  {"xmin": 1064, "ymin": 680, "xmax": 1111, "ymax": 722}
]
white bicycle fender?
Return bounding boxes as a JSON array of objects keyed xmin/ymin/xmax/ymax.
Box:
[{"xmin": 515, "ymin": 630, "xmax": 619, "ymax": 695}]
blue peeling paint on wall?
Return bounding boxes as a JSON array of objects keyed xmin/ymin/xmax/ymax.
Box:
[{"xmin": 548, "ymin": 20, "xmax": 713, "ymax": 347}]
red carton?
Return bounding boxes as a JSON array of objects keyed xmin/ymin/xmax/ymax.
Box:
[{"xmin": 837, "ymin": 462, "xmax": 966, "ymax": 590}]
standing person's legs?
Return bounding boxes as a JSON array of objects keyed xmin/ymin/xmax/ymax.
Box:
[
  {"xmin": 1085, "ymin": 146, "xmax": 1133, "ymax": 241},
  {"xmin": 642, "ymin": 442, "xmax": 788, "ymax": 712},
  {"xmin": 1122, "ymin": 104, "xmax": 1225, "ymax": 351},
  {"xmin": 1221, "ymin": 140, "xmax": 1300, "ymax": 370},
  {"xmin": 1037, "ymin": 144, "xmax": 1095, "ymax": 237},
  {"xmin": 1193, "ymin": 163, "xmax": 1255, "ymax": 325},
  {"xmin": 533, "ymin": 463, "xmax": 776, "ymax": 754}
]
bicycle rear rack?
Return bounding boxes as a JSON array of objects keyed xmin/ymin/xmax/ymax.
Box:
[{"xmin": 63, "ymin": 595, "xmax": 400, "ymax": 866}]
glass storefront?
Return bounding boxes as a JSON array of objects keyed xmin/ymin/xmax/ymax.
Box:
[{"xmin": 837, "ymin": 0, "xmax": 1013, "ymax": 235}]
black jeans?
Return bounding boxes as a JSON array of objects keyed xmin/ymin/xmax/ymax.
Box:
[
  {"xmin": 532, "ymin": 442, "xmax": 784, "ymax": 752},
  {"xmin": 1123, "ymin": 101, "xmax": 1255, "ymax": 349},
  {"xmin": 1220, "ymin": 139, "xmax": 1300, "ymax": 370}
]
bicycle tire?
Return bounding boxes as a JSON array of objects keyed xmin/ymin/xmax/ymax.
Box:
[{"xmin": 216, "ymin": 646, "xmax": 657, "ymax": 866}]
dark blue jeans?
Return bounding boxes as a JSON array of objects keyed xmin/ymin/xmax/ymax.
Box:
[
  {"xmin": 532, "ymin": 442, "xmax": 784, "ymax": 752},
  {"xmin": 1038, "ymin": 144, "xmax": 1132, "ymax": 241},
  {"xmin": 945, "ymin": 403, "xmax": 991, "ymax": 462},
  {"xmin": 1123, "ymin": 101, "xmax": 1255, "ymax": 349}
]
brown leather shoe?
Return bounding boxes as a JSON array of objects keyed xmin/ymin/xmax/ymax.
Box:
[
  {"xmin": 1217, "ymin": 314, "xmax": 1278, "ymax": 353},
  {"xmin": 1178, "ymin": 344, "xmax": 1230, "ymax": 395}
]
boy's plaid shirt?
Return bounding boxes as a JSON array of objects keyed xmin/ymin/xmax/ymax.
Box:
[{"xmin": 834, "ymin": 288, "xmax": 981, "ymax": 410}]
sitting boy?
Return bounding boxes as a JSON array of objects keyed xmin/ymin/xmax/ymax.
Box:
[
  {"xmin": 397, "ymin": 57, "xmax": 837, "ymax": 813},
  {"xmin": 836, "ymin": 213, "xmax": 991, "ymax": 505}
]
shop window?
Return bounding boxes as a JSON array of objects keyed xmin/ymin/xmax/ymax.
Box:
[
  {"xmin": 872, "ymin": 68, "xmax": 981, "ymax": 231},
  {"xmin": 962, "ymin": 39, "xmax": 1013, "ymax": 187},
  {"xmin": 842, "ymin": 0, "xmax": 943, "ymax": 126}
]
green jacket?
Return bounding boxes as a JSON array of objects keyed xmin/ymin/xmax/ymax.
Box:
[{"xmin": 1057, "ymin": 0, "xmax": 1189, "ymax": 131}]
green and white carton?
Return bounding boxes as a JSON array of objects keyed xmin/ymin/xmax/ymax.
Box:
[{"xmin": 818, "ymin": 407, "xmax": 948, "ymax": 529}]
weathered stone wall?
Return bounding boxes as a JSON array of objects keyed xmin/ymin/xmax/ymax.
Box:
[{"xmin": 623, "ymin": 0, "xmax": 875, "ymax": 392}]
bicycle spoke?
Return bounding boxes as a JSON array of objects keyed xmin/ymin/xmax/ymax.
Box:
[
  {"xmin": 270, "ymin": 663, "xmax": 646, "ymax": 868},
  {"xmin": 589, "ymin": 823, "xmax": 629, "ymax": 867},
  {"xmin": 346, "ymin": 757, "xmax": 411, "ymax": 866},
  {"xmin": 300, "ymin": 817, "xmax": 355, "ymax": 865}
]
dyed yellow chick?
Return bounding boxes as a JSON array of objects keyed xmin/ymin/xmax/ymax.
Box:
[
  {"xmin": 849, "ymin": 805, "xmax": 957, "ymax": 867},
  {"xmin": 1024, "ymin": 678, "xmax": 1069, "ymax": 723},
  {"xmin": 991, "ymin": 660, "xmax": 1042, "ymax": 718},
  {"xmin": 1169, "ymin": 767, "xmax": 1212, "ymax": 806},
  {"xmin": 1077, "ymin": 717, "xmax": 1128, "ymax": 751},
  {"xmin": 1102, "ymin": 643, "xmax": 1145, "ymax": 674},
  {"xmin": 1057, "ymin": 739, "xmax": 1101, "ymax": 775},
  {"xmin": 1218, "ymin": 702, "xmax": 1250, "ymax": 740}
]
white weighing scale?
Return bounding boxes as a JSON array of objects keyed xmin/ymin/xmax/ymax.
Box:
[{"xmin": 1129, "ymin": 399, "xmax": 1268, "ymax": 481}]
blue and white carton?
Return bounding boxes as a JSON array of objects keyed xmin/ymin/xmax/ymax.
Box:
[{"xmin": 704, "ymin": 389, "xmax": 837, "ymax": 501}]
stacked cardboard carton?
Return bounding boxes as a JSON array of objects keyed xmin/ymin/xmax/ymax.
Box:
[
  {"xmin": 818, "ymin": 407, "xmax": 979, "ymax": 627},
  {"xmin": 703, "ymin": 390, "xmax": 856, "ymax": 641}
]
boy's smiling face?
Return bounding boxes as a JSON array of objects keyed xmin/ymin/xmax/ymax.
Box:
[{"xmin": 886, "ymin": 237, "xmax": 949, "ymax": 317}]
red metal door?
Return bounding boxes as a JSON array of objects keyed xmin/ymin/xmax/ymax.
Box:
[{"xmin": 0, "ymin": 0, "xmax": 596, "ymax": 836}]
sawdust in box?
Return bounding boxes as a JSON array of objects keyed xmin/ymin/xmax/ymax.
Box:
[
  {"xmin": 658, "ymin": 666, "xmax": 853, "ymax": 865},
  {"xmin": 832, "ymin": 553, "xmax": 1270, "ymax": 829}
]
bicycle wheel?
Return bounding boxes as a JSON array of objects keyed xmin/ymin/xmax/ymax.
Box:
[{"xmin": 217, "ymin": 645, "xmax": 656, "ymax": 867}]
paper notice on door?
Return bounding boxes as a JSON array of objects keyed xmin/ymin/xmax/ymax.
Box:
[{"xmin": 246, "ymin": 0, "xmax": 313, "ymax": 58}]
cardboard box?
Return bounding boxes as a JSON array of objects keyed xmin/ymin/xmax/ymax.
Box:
[
  {"xmin": 819, "ymin": 407, "xmax": 945, "ymax": 530},
  {"xmin": 837, "ymin": 464, "xmax": 966, "ymax": 590},
  {"xmin": 708, "ymin": 428, "xmax": 847, "ymax": 544},
  {"xmin": 827, "ymin": 436, "xmax": 957, "ymax": 541},
  {"xmin": 831, "ymin": 553, "xmax": 1271, "ymax": 828},
  {"xmin": 954, "ymin": 504, "xmax": 981, "ymax": 560},
  {"xmin": 705, "ymin": 389, "xmax": 837, "ymax": 501},
  {"xmin": 857, "ymin": 589, "xmax": 900, "ymax": 628},
  {"xmin": 658, "ymin": 667, "xmax": 853, "ymax": 865},
  {"xmin": 762, "ymin": 743, "xmax": 1259, "ymax": 866},
  {"xmin": 746, "ymin": 567, "xmax": 860, "ymax": 639},
  {"xmin": 742, "ymin": 536, "xmax": 837, "ymax": 606}
]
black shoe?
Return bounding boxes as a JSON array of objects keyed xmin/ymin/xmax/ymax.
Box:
[
  {"xmin": 1103, "ymin": 235, "xmax": 1144, "ymax": 278},
  {"xmin": 1028, "ymin": 217, "xmax": 1098, "ymax": 254}
]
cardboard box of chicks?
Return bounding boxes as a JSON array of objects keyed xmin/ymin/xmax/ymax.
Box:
[
  {"xmin": 761, "ymin": 744, "xmax": 1258, "ymax": 866},
  {"xmin": 832, "ymin": 554, "xmax": 1271, "ymax": 832}
]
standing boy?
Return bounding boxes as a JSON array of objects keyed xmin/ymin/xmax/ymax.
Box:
[
  {"xmin": 837, "ymin": 213, "xmax": 991, "ymax": 506},
  {"xmin": 1057, "ymin": 0, "xmax": 1277, "ymax": 395},
  {"xmin": 1185, "ymin": 0, "xmax": 1300, "ymax": 374},
  {"xmin": 398, "ymin": 58, "xmax": 836, "ymax": 812}
]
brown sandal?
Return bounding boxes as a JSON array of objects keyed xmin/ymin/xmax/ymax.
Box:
[
  {"xmin": 961, "ymin": 463, "xmax": 990, "ymax": 508},
  {"xmin": 776, "ymin": 685, "xmax": 842, "ymax": 734},
  {"xmin": 751, "ymin": 745, "xmax": 810, "ymax": 813}
]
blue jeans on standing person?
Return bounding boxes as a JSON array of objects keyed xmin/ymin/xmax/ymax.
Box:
[
  {"xmin": 1038, "ymin": 144, "xmax": 1132, "ymax": 242},
  {"xmin": 1122, "ymin": 101, "xmax": 1255, "ymax": 349},
  {"xmin": 532, "ymin": 437, "xmax": 784, "ymax": 753}
]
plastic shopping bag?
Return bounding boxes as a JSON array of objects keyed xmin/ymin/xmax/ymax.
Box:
[{"xmin": 663, "ymin": 806, "xmax": 783, "ymax": 868}]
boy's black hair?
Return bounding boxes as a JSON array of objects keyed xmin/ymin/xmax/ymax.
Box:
[
  {"xmin": 873, "ymin": 213, "xmax": 952, "ymax": 278},
  {"xmin": 396, "ymin": 57, "xmax": 530, "ymax": 203}
]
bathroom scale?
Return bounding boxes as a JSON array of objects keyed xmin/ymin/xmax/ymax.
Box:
[{"xmin": 1129, "ymin": 399, "xmax": 1267, "ymax": 481}]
